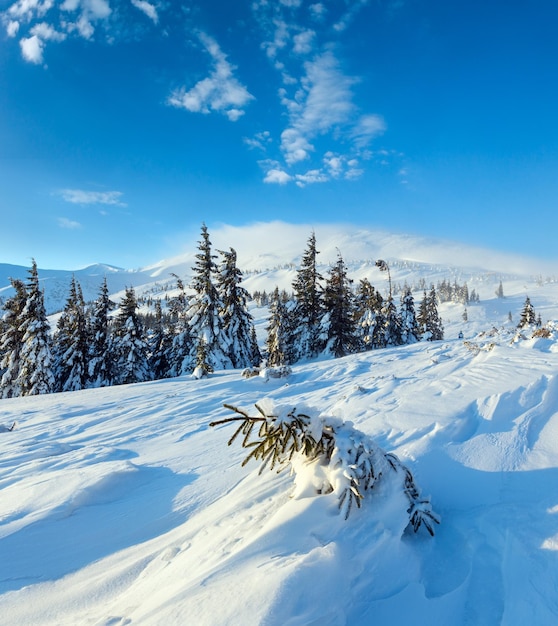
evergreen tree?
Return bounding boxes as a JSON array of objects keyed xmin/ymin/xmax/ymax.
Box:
[
  {"xmin": 148, "ymin": 299, "xmax": 173, "ymax": 380},
  {"xmin": 418, "ymin": 286, "xmax": 444, "ymax": 341},
  {"xmin": 112, "ymin": 287, "xmax": 151, "ymax": 385},
  {"xmin": 166, "ymin": 273, "xmax": 191, "ymax": 377},
  {"xmin": 0, "ymin": 278, "xmax": 27, "ymax": 398},
  {"xmin": 87, "ymin": 277, "xmax": 116, "ymax": 388},
  {"xmin": 417, "ymin": 287, "xmax": 444, "ymax": 341},
  {"xmin": 400, "ymin": 287, "xmax": 420, "ymax": 344},
  {"xmin": 495, "ymin": 280, "xmax": 505, "ymax": 299},
  {"xmin": 265, "ymin": 287, "xmax": 294, "ymax": 366},
  {"xmin": 381, "ymin": 296, "xmax": 403, "ymax": 347},
  {"xmin": 17, "ymin": 260, "xmax": 55, "ymax": 396},
  {"xmin": 53, "ymin": 276, "xmax": 89, "ymax": 392},
  {"xmin": 185, "ymin": 224, "xmax": 232, "ymax": 372},
  {"xmin": 354, "ymin": 278, "xmax": 378, "ymax": 350},
  {"xmin": 217, "ymin": 247, "xmax": 261, "ymax": 368},
  {"xmin": 518, "ymin": 296, "xmax": 536, "ymax": 329},
  {"xmin": 291, "ymin": 231, "xmax": 324, "ymax": 359},
  {"xmin": 322, "ymin": 252, "xmax": 359, "ymax": 358},
  {"xmin": 417, "ymin": 291, "xmax": 428, "ymax": 339}
]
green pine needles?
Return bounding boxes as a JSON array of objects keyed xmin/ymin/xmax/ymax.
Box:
[{"xmin": 210, "ymin": 401, "xmax": 440, "ymax": 536}]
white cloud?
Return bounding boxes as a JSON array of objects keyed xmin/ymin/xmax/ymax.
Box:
[
  {"xmin": 263, "ymin": 168, "xmax": 292, "ymax": 184},
  {"xmin": 31, "ymin": 21, "xmax": 65, "ymax": 40},
  {"xmin": 279, "ymin": 51, "xmax": 356, "ymax": 164},
  {"xmin": 293, "ymin": 29, "xmax": 315, "ymax": 55},
  {"xmin": 309, "ymin": 3, "xmax": 326, "ymax": 20},
  {"xmin": 244, "ymin": 131, "xmax": 272, "ymax": 151},
  {"xmin": 295, "ymin": 168, "xmax": 329, "ymax": 187},
  {"xmin": 17, "ymin": 21, "xmax": 65, "ymax": 62},
  {"xmin": 333, "ymin": 0, "xmax": 369, "ymax": 32},
  {"xmin": 280, "ymin": 128, "xmax": 313, "ymax": 164},
  {"xmin": 58, "ymin": 217, "xmax": 82, "ymax": 229},
  {"xmin": 130, "ymin": 0, "xmax": 158, "ymax": 24},
  {"xmin": 351, "ymin": 114, "xmax": 386, "ymax": 148},
  {"xmin": 8, "ymin": 0, "xmax": 54, "ymax": 21},
  {"xmin": 20, "ymin": 34, "xmax": 44, "ymax": 63},
  {"xmin": 6, "ymin": 20, "xmax": 19, "ymax": 36},
  {"xmin": 62, "ymin": 0, "xmax": 111, "ymax": 40},
  {"xmin": 59, "ymin": 189, "xmax": 127, "ymax": 206},
  {"xmin": 168, "ymin": 32, "xmax": 254, "ymax": 121}
]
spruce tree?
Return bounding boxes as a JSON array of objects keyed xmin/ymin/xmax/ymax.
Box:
[
  {"xmin": 518, "ymin": 296, "xmax": 536, "ymax": 329},
  {"xmin": 148, "ymin": 299, "xmax": 173, "ymax": 380},
  {"xmin": 322, "ymin": 251, "xmax": 359, "ymax": 358},
  {"xmin": 495, "ymin": 281, "xmax": 505, "ymax": 299},
  {"xmin": 112, "ymin": 287, "xmax": 151, "ymax": 385},
  {"xmin": 400, "ymin": 286, "xmax": 420, "ymax": 344},
  {"xmin": 53, "ymin": 276, "xmax": 89, "ymax": 392},
  {"xmin": 354, "ymin": 278, "xmax": 377, "ymax": 350},
  {"xmin": 418, "ymin": 286, "xmax": 444, "ymax": 341},
  {"xmin": 265, "ymin": 287, "xmax": 293, "ymax": 366},
  {"xmin": 185, "ymin": 224, "xmax": 232, "ymax": 372},
  {"xmin": 0, "ymin": 278, "xmax": 27, "ymax": 398},
  {"xmin": 166, "ymin": 273, "xmax": 192, "ymax": 377},
  {"xmin": 381, "ymin": 296, "xmax": 403, "ymax": 347},
  {"xmin": 87, "ymin": 277, "xmax": 116, "ymax": 388},
  {"xmin": 217, "ymin": 247, "xmax": 261, "ymax": 368},
  {"xmin": 291, "ymin": 231, "xmax": 324, "ymax": 360},
  {"xmin": 17, "ymin": 260, "xmax": 55, "ymax": 396}
]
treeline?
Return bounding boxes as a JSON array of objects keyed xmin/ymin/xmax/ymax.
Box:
[
  {"xmin": 0, "ymin": 226, "xmax": 445, "ymax": 399},
  {"xmin": 264, "ymin": 232, "xmax": 443, "ymax": 366}
]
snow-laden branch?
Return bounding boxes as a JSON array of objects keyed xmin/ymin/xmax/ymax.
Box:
[{"xmin": 211, "ymin": 400, "xmax": 440, "ymax": 535}]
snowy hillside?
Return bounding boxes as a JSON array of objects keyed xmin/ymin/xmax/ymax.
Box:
[
  {"xmin": 2, "ymin": 326, "xmax": 558, "ymax": 624},
  {"xmin": 2, "ymin": 223, "xmax": 558, "ymax": 624}
]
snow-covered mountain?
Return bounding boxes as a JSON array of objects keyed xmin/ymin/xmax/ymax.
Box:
[{"xmin": 2, "ymin": 222, "xmax": 558, "ymax": 317}]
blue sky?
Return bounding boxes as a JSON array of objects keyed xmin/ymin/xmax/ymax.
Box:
[{"xmin": 1, "ymin": 0, "xmax": 557, "ymax": 270}]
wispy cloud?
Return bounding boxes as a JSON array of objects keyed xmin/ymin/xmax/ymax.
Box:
[
  {"xmin": 280, "ymin": 51, "xmax": 357, "ymax": 164},
  {"xmin": 57, "ymin": 217, "xmax": 82, "ymax": 229},
  {"xmin": 58, "ymin": 189, "xmax": 127, "ymax": 206},
  {"xmin": 251, "ymin": 1, "xmax": 386, "ymax": 187},
  {"xmin": 168, "ymin": 32, "xmax": 254, "ymax": 122},
  {"xmin": 130, "ymin": 0, "xmax": 158, "ymax": 24}
]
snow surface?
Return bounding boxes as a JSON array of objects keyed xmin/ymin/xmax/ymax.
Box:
[{"xmin": 2, "ymin": 323, "xmax": 558, "ymax": 624}]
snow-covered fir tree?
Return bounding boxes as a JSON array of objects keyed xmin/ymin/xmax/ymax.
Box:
[
  {"xmin": 217, "ymin": 247, "xmax": 260, "ymax": 368},
  {"xmin": 322, "ymin": 251, "xmax": 359, "ymax": 358},
  {"xmin": 148, "ymin": 299, "xmax": 173, "ymax": 380},
  {"xmin": 53, "ymin": 276, "xmax": 89, "ymax": 392},
  {"xmin": 381, "ymin": 296, "xmax": 403, "ymax": 347},
  {"xmin": 112, "ymin": 287, "xmax": 151, "ymax": 385},
  {"xmin": 291, "ymin": 231, "xmax": 324, "ymax": 360},
  {"xmin": 417, "ymin": 286, "xmax": 444, "ymax": 341},
  {"xmin": 166, "ymin": 273, "xmax": 191, "ymax": 377},
  {"xmin": 0, "ymin": 278, "xmax": 27, "ymax": 398},
  {"xmin": 265, "ymin": 287, "xmax": 295, "ymax": 366},
  {"xmin": 518, "ymin": 296, "xmax": 536, "ymax": 329},
  {"xmin": 354, "ymin": 278, "xmax": 378, "ymax": 350},
  {"xmin": 16, "ymin": 260, "xmax": 55, "ymax": 396},
  {"xmin": 87, "ymin": 277, "xmax": 116, "ymax": 388},
  {"xmin": 185, "ymin": 224, "xmax": 232, "ymax": 372},
  {"xmin": 400, "ymin": 286, "xmax": 420, "ymax": 344}
]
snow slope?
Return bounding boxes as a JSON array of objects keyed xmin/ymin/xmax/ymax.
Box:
[{"xmin": 2, "ymin": 326, "xmax": 558, "ymax": 624}]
